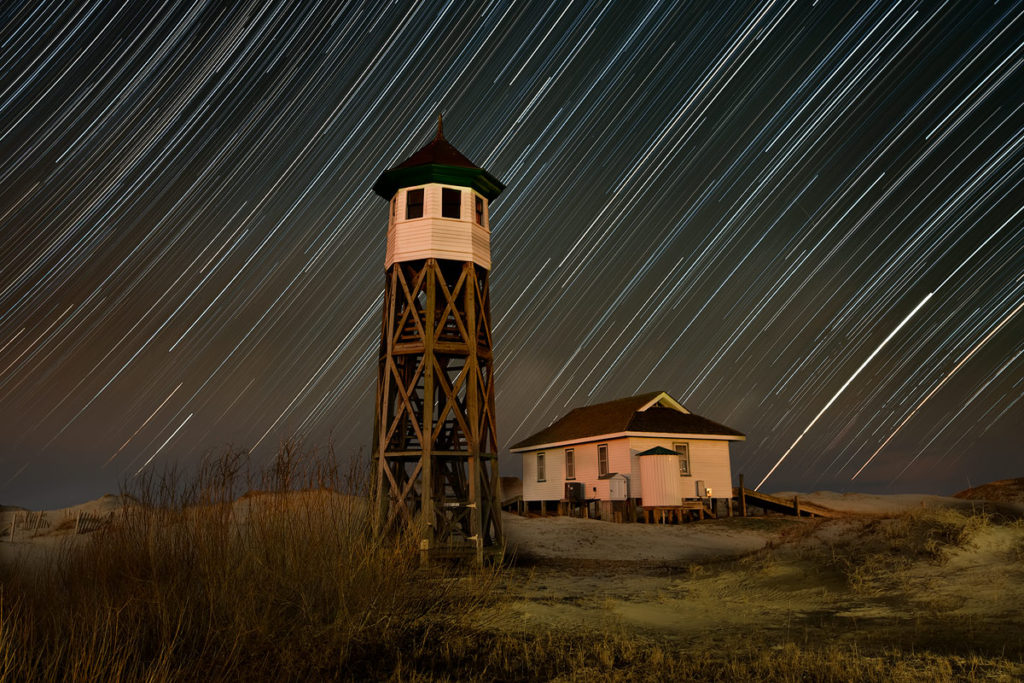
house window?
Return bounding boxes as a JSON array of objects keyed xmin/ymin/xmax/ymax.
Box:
[
  {"xmin": 391, "ymin": 197, "xmax": 396, "ymax": 219},
  {"xmin": 536, "ymin": 452, "xmax": 546, "ymax": 482},
  {"xmin": 475, "ymin": 196, "xmax": 484, "ymax": 223},
  {"xmin": 406, "ymin": 188, "xmax": 424, "ymax": 219},
  {"xmin": 442, "ymin": 188, "xmax": 461, "ymax": 218},
  {"xmin": 565, "ymin": 449, "xmax": 575, "ymax": 480},
  {"xmin": 674, "ymin": 442, "xmax": 690, "ymax": 476},
  {"xmin": 598, "ymin": 444, "xmax": 608, "ymax": 477}
]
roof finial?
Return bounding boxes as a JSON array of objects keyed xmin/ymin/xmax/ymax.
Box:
[{"xmin": 436, "ymin": 112, "xmax": 444, "ymax": 140}]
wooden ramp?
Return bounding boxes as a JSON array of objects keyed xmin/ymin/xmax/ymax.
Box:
[{"xmin": 733, "ymin": 486, "xmax": 841, "ymax": 518}]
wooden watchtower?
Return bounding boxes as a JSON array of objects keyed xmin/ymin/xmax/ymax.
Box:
[{"xmin": 370, "ymin": 116, "xmax": 504, "ymax": 562}]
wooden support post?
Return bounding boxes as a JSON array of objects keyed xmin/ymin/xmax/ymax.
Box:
[
  {"xmin": 420, "ymin": 261, "xmax": 436, "ymax": 560},
  {"xmin": 464, "ymin": 262, "xmax": 484, "ymax": 566},
  {"xmin": 739, "ymin": 474, "xmax": 747, "ymax": 518},
  {"xmin": 794, "ymin": 495, "xmax": 801, "ymax": 517}
]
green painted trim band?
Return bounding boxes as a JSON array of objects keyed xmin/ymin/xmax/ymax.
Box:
[{"xmin": 373, "ymin": 164, "xmax": 505, "ymax": 201}]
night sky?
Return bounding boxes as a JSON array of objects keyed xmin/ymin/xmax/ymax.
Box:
[{"xmin": 2, "ymin": 1, "xmax": 1022, "ymax": 508}]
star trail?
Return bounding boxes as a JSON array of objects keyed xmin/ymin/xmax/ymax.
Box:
[{"xmin": 1, "ymin": 1, "xmax": 1022, "ymax": 507}]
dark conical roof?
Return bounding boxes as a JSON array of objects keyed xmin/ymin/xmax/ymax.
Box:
[
  {"xmin": 394, "ymin": 115, "xmax": 481, "ymax": 170},
  {"xmin": 372, "ymin": 115, "xmax": 505, "ymax": 201},
  {"xmin": 637, "ymin": 446, "xmax": 682, "ymax": 456}
]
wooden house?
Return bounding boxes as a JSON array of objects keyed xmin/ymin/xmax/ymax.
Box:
[{"xmin": 509, "ymin": 391, "xmax": 744, "ymax": 520}]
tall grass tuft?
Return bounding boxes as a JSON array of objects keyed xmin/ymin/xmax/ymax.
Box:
[{"xmin": 0, "ymin": 441, "xmax": 495, "ymax": 681}]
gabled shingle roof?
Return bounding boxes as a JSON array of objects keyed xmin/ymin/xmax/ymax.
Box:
[{"xmin": 509, "ymin": 391, "xmax": 744, "ymax": 451}]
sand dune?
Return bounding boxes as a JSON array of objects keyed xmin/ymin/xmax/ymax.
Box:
[
  {"xmin": 770, "ymin": 490, "xmax": 966, "ymax": 514},
  {"xmin": 955, "ymin": 477, "xmax": 1024, "ymax": 503},
  {"xmin": 0, "ymin": 493, "xmax": 131, "ymax": 569}
]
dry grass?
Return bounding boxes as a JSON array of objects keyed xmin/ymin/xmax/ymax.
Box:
[
  {"xmin": 0, "ymin": 442, "xmax": 497, "ymax": 681},
  {"xmin": 3, "ymin": 455, "xmax": 1023, "ymax": 681},
  {"xmin": 824, "ymin": 506, "xmax": 999, "ymax": 594},
  {"xmin": 380, "ymin": 630, "xmax": 1023, "ymax": 682}
]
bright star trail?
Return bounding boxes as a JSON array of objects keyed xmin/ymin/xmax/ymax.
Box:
[{"xmin": 1, "ymin": 1, "xmax": 1022, "ymax": 507}]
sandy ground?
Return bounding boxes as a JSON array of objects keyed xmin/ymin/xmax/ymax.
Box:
[
  {"xmin": 503, "ymin": 513, "xmax": 769, "ymax": 562},
  {"xmin": 492, "ymin": 494, "xmax": 1024, "ymax": 657},
  {"xmin": 5, "ymin": 488, "xmax": 1023, "ymax": 659},
  {"xmin": 500, "ymin": 491, "xmax": 1000, "ymax": 562}
]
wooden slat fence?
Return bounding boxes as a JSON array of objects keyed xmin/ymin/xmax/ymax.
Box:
[
  {"xmin": 74, "ymin": 510, "xmax": 114, "ymax": 534},
  {"xmin": 3, "ymin": 510, "xmax": 51, "ymax": 541}
]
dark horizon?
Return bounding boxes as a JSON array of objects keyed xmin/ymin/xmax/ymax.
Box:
[{"xmin": 1, "ymin": 1, "xmax": 1022, "ymax": 509}]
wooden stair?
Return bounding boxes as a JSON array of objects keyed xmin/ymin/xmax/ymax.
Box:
[{"xmin": 733, "ymin": 486, "xmax": 841, "ymax": 518}]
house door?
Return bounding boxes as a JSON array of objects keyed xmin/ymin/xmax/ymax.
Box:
[{"xmin": 696, "ymin": 480, "xmax": 706, "ymax": 497}]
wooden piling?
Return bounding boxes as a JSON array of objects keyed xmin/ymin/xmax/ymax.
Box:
[{"xmin": 738, "ymin": 474, "xmax": 747, "ymax": 517}]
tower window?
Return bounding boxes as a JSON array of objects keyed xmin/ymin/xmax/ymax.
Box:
[
  {"xmin": 406, "ymin": 188, "xmax": 424, "ymax": 219},
  {"xmin": 475, "ymin": 196, "xmax": 484, "ymax": 224},
  {"xmin": 442, "ymin": 188, "xmax": 461, "ymax": 218}
]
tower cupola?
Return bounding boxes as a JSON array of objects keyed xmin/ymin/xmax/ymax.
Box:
[{"xmin": 373, "ymin": 116, "xmax": 504, "ymax": 269}]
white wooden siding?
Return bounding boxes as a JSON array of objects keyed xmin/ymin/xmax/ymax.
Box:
[
  {"xmin": 686, "ymin": 439, "xmax": 733, "ymax": 498},
  {"xmin": 628, "ymin": 436, "xmax": 733, "ymax": 499},
  {"xmin": 386, "ymin": 184, "xmax": 490, "ymax": 269},
  {"xmin": 522, "ymin": 438, "xmax": 632, "ymax": 501},
  {"xmin": 522, "ymin": 450, "xmax": 566, "ymax": 501},
  {"xmin": 521, "ymin": 435, "xmax": 734, "ymax": 502},
  {"xmin": 638, "ymin": 454, "xmax": 682, "ymax": 506}
]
